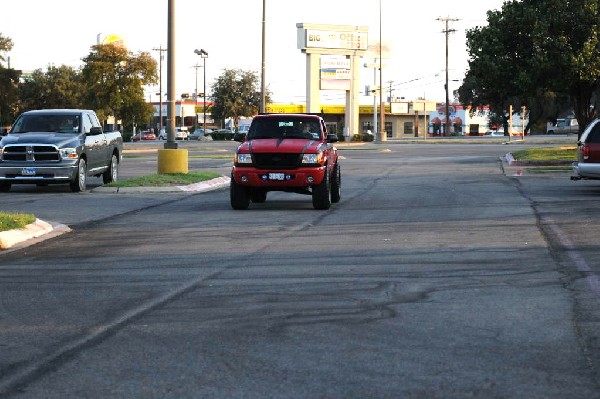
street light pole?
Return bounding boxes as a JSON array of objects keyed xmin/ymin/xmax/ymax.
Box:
[
  {"xmin": 194, "ymin": 49, "xmax": 208, "ymax": 135},
  {"xmin": 260, "ymin": 0, "xmax": 266, "ymax": 113},
  {"xmin": 203, "ymin": 53, "xmax": 207, "ymax": 134},
  {"xmin": 166, "ymin": 0, "xmax": 177, "ymax": 149},
  {"xmin": 153, "ymin": 45, "xmax": 167, "ymax": 134},
  {"xmin": 378, "ymin": 0, "xmax": 386, "ymax": 142},
  {"xmin": 193, "ymin": 63, "xmax": 201, "ymax": 131}
]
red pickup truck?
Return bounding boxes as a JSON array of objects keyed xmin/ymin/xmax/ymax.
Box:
[{"xmin": 230, "ymin": 113, "xmax": 340, "ymax": 210}]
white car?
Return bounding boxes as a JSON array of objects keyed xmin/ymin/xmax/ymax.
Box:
[
  {"xmin": 158, "ymin": 127, "xmax": 189, "ymax": 140},
  {"xmin": 484, "ymin": 129, "xmax": 505, "ymax": 137},
  {"xmin": 189, "ymin": 128, "xmax": 213, "ymax": 140}
]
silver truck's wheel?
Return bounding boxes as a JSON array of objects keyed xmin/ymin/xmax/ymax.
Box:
[
  {"xmin": 70, "ymin": 158, "xmax": 87, "ymax": 192},
  {"xmin": 103, "ymin": 154, "xmax": 118, "ymax": 184}
]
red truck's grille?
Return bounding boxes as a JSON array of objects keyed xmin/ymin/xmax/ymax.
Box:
[
  {"xmin": 253, "ymin": 153, "xmax": 302, "ymax": 169},
  {"xmin": 2, "ymin": 145, "xmax": 61, "ymax": 162}
]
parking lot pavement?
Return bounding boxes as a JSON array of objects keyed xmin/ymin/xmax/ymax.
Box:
[{"xmin": 0, "ymin": 176, "xmax": 230, "ymax": 251}]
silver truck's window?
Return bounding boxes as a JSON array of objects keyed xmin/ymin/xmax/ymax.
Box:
[
  {"xmin": 83, "ymin": 114, "xmax": 94, "ymax": 133},
  {"xmin": 11, "ymin": 115, "xmax": 81, "ymax": 133}
]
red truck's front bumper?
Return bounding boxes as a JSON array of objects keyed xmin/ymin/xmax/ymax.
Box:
[{"xmin": 232, "ymin": 165, "xmax": 327, "ymax": 188}]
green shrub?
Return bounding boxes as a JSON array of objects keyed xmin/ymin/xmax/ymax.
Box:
[{"xmin": 351, "ymin": 133, "xmax": 374, "ymax": 142}]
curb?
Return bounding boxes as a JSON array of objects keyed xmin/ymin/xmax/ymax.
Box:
[
  {"xmin": 0, "ymin": 219, "xmax": 71, "ymax": 250},
  {"xmin": 504, "ymin": 152, "xmax": 573, "ymax": 167},
  {"xmin": 91, "ymin": 175, "xmax": 231, "ymax": 194},
  {"xmin": 502, "ymin": 153, "xmax": 574, "ymax": 177}
]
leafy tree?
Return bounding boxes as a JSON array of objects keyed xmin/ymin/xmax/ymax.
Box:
[
  {"xmin": 0, "ymin": 33, "xmax": 20, "ymax": 126},
  {"xmin": 0, "ymin": 33, "xmax": 13, "ymax": 64},
  {"xmin": 19, "ymin": 65, "xmax": 84, "ymax": 111},
  {"xmin": 80, "ymin": 44, "xmax": 157, "ymax": 132},
  {"xmin": 210, "ymin": 68, "xmax": 270, "ymax": 129},
  {"xmin": 460, "ymin": 0, "xmax": 600, "ymax": 136}
]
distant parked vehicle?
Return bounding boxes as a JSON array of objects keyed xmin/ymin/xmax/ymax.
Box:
[
  {"xmin": 233, "ymin": 125, "xmax": 250, "ymax": 141},
  {"xmin": 572, "ymin": 118, "xmax": 600, "ymax": 180},
  {"xmin": 546, "ymin": 118, "xmax": 579, "ymax": 134},
  {"xmin": 484, "ymin": 129, "xmax": 505, "ymax": 137},
  {"xmin": 158, "ymin": 127, "xmax": 189, "ymax": 140},
  {"xmin": 132, "ymin": 130, "xmax": 157, "ymax": 141},
  {"xmin": 189, "ymin": 128, "xmax": 213, "ymax": 140},
  {"xmin": 213, "ymin": 128, "xmax": 234, "ymax": 140}
]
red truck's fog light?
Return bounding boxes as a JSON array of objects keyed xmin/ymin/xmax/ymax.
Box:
[
  {"xmin": 241, "ymin": 176, "xmax": 248, "ymax": 182},
  {"xmin": 307, "ymin": 176, "xmax": 314, "ymax": 183}
]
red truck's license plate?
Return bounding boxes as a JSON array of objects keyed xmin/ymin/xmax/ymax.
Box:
[{"xmin": 268, "ymin": 173, "xmax": 285, "ymax": 180}]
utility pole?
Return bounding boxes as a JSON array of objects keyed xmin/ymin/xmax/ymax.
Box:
[
  {"xmin": 437, "ymin": 16, "xmax": 458, "ymax": 136},
  {"xmin": 378, "ymin": 0, "xmax": 386, "ymax": 142},
  {"xmin": 387, "ymin": 80, "xmax": 394, "ymax": 102},
  {"xmin": 260, "ymin": 0, "xmax": 266, "ymax": 113},
  {"xmin": 166, "ymin": 0, "xmax": 177, "ymax": 148},
  {"xmin": 153, "ymin": 45, "xmax": 167, "ymax": 134}
]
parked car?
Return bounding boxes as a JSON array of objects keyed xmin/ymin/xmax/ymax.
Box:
[
  {"xmin": 213, "ymin": 128, "xmax": 234, "ymax": 140},
  {"xmin": 158, "ymin": 127, "xmax": 189, "ymax": 140},
  {"xmin": 189, "ymin": 128, "xmax": 213, "ymax": 140},
  {"xmin": 233, "ymin": 125, "xmax": 250, "ymax": 141},
  {"xmin": 547, "ymin": 118, "xmax": 579, "ymax": 135},
  {"xmin": 572, "ymin": 118, "xmax": 600, "ymax": 180},
  {"xmin": 484, "ymin": 129, "xmax": 506, "ymax": 137},
  {"xmin": 131, "ymin": 130, "xmax": 157, "ymax": 141}
]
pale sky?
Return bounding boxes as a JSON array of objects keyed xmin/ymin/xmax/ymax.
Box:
[{"xmin": 1, "ymin": 0, "xmax": 506, "ymax": 104}]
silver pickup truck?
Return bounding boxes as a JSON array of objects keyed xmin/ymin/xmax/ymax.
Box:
[
  {"xmin": 0, "ymin": 109, "xmax": 123, "ymax": 192},
  {"xmin": 546, "ymin": 118, "xmax": 579, "ymax": 134}
]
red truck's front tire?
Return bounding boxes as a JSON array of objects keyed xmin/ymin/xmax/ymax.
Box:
[
  {"xmin": 312, "ymin": 169, "xmax": 331, "ymax": 210},
  {"xmin": 331, "ymin": 163, "xmax": 341, "ymax": 203},
  {"xmin": 230, "ymin": 177, "xmax": 250, "ymax": 210}
]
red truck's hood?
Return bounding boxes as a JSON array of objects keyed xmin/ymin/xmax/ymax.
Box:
[{"xmin": 241, "ymin": 138, "xmax": 323, "ymax": 154}]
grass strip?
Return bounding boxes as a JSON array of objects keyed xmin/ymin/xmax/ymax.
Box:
[
  {"xmin": 511, "ymin": 146, "xmax": 576, "ymax": 162},
  {"xmin": 105, "ymin": 171, "xmax": 222, "ymax": 187},
  {"xmin": 0, "ymin": 212, "xmax": 36, "ymax": 232}
]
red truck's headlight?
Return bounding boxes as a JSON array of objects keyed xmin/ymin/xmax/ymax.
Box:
[
  {"xmin": 235, "ymin": 153, "xmax": 252, "ymax": 164},
  {"xmin": 302, "ymin": 152, "xmax": 324, "ymax": 164}
]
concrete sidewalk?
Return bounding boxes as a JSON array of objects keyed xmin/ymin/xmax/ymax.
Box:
[{"xmin": 0, "ymin": 176, "xmax": 230, "ymax": 251}]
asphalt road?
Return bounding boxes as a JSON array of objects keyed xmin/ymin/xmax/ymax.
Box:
[{"xmin": 1, "ymin": 139, "xmax": 599, "ymax": 398}]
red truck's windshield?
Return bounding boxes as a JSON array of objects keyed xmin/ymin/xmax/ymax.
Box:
[{"xmin": 248, "ymin": 116, "xmax": 322, "ymax": 141}]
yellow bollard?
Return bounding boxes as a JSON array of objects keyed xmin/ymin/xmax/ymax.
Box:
[{"xmin": 157, "ymin": 149, "xmax": 189, "ymax": 174}]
